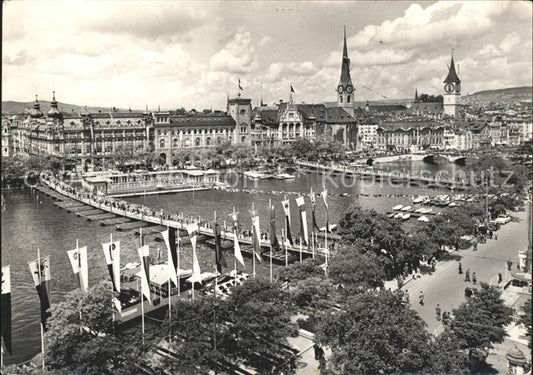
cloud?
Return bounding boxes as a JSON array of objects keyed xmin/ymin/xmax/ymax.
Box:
[
  {"xmin": 4, "ymin": 50, "xmax": 30, "ymax": 65},
  {"xmin": 258, "ymin": 35, "xmax": 273, "ymax": 47},
  {"xmin": 81, "ymin": 3, "xmax": 208, "ymax": 41},
  {"xmin": 263, "ymin": 61, "xmax": 318, "ymax": 83},
  {"xmin": 210, "ymin": 32, "xmax": 259, "ymax": 74}
]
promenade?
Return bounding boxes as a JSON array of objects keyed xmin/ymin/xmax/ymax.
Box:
[{"xmin": 403, "ymin": 205, "xmax": 529, "ymax": 334}]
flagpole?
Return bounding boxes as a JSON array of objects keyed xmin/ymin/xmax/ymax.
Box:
[
  {"xmin": 269, "ymin": 199, "xmax": 273, "ymax": 284},
  {"xmin": 214, "ymin": 211, "xmax": 218, "ymax": 300},
  {"xmin": 252, "ymin": 203, "xmax": 256, "ymax": 279},
  {"xmin": 77, "ymin": 239, "xmax": 83, "ymax": 334},
  {"xmin": 37, "ymin": 248, "xmax": 45, "ymax": 373},
  {"xmin": 167, "ymin": 225, "xmax": 172, "ymax": 344},
  {"xmin": 282, "ymin": 230, "xmax": 287, "ymax": 267},
  {"xmin": 110, "ymin": 233, "xmax": 115, "ymax": 333},
  {"xmin": 233, "ymin": 206, "xmax": 237, "ymax": 286},
  {"xmin": 140, "ymin": 230, "xmax": 145, "ymax": 346}
]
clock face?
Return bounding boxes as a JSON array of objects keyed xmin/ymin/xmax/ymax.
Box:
[
  {"xmin": 455, "ymin": 83, "xmax": 461, "ymax": 93},
  {"xmin": 444, "ymin": 83, "xmax": 454, "ymax": 93},
  {"xmin": 337, "ymin": 85, "xmax": 344, "ymax": 94},
  {"xmin": 346, "ymin": 85, "xmax": 353, "ymax": 94}
]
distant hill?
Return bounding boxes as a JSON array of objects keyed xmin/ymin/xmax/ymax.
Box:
[
  {"xmin": 1, "ymin": 100, "xmax": 143, "ymax": 116},
  {"xmin": 463, "ymin": 86, "xmax": 532, "ymax": 103}
]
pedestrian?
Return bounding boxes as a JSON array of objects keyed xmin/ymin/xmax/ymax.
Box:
[
  {"xmin": 458, "ymin": 262, "xmax": 463, "ymax": 274},
  {"xmin": 498, "ymin": 272, "xmax": 503, "ymax": 284},
  {"xmin": 507, "ymin": 260, "xmax": 513, "ymax": 271},
  {"xmin": 435, "ymin": 304, "xmax": 442, "ymax": 321},
  {"xmin": 404, "ymin": 290, "xmax": 410, "ymax": 303},
  {"xmin": 419, "ymin": 291, "xmax": 424, "ymax": 306},
  {"xmin": 465, "ymin": 269, "xmax": 470, "ymax": 282},
  {"xmin": 494, "ymin": 233, "xmax": 498, "ymax": 240},
  {"xmin": 431, "ymin": 259, "xmax": 436, "ymax": 271},
  {"xmin": 472, "ymin": 272, "xmax": 477, "ymax": 285}
]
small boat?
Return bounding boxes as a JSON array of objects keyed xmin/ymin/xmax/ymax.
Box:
[
  {"xmin": 394, "ymin": 212, "xmax": 403, "ymax": 219},
  {"xmin": 272, "ymin": 173, "xmax": 296, "ymax": 180},
  {"xmin": 401, "ymin": 206, "xmax": 413, "ymax": 212},
  {"xmin": 243, "ymin": 171, "xmax": 271, "ymax": 180},
  {"xmin": 412, "ymin": 196, "xmax": 424, "ymax": 204},
  {"xmin": 418, "ymin": 215, "xmax": 429, "ymax": 222},
  {"xmin": 401, "ymin": 213, "xmax": 411, "ymax": 220},
  {"xmin": 388, "ymin": 213, "xmax": 396, "ymax": 218},
  {"xmin": 414, "ymin": 208, "xmax": 424, "ymax": 213},
  {"xmin": 392, "ymin": 204, "xmax": 404, "ymax": 211}
]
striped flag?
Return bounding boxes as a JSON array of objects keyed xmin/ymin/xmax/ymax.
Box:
[
  {"xmin": 2, "ymin": 265, "xmax": 12, "ymax": 354},
  {"xmin": 251, "ymin": 214, "xmax": 263, "ymax": 261},
  {"xmin": 213, "ymin": 221, "xmax": 227, "ymax": 274},
  {"xmin": 269, "ymin": 203, "xmax": 280, "ymax": 251},
  {"xmin": 162, "ymin": 228, "xmax": 179, "ymax": 287},
  {"xmin": 28, "ymin": 256, "xmax": 52, "ymax": 329},
  {"xmin": 102, "ymin": 241, "xmax": 121, "ymax": 292},
  {"xmin": 281, "ymin": 199, "xmax": 294, "ymax": 246},
  {"xmin": 321, "ymin": 189, "xmax": 331, "ymax": 233},
  {"xmin": 137, "ymin": 245, "xmax": 151, "ymax": 303},
  {"xmin": 231, "ymin": 213, "xmax": 245, "ymax": 267},
  {"xmin": 310, "ymin": 188, "xmax": 320, "ymax": 231},
  {"xmin": 187, "ymin": 223, "xmax": 202, "ymax": 284},
  {"xmin": 67, "ymin": 246, "xmax": 89, "ymax": 292},
  {"xmin": 296, "ymin": 196, "xmax": 309, "ymax": 246}
]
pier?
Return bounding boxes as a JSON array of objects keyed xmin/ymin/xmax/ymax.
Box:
[
  {"xmin": 297, "ymin": 160, "xmax": 469, "ymax": 189},
  {"xmin": 37, "ymin": 174, "xmax": 335, "ymax": 258}
]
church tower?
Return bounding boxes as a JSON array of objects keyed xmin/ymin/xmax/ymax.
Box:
[
  {"xmin": 336, "ymin": 26, "xmax": 355, "ymax": 113},
  {"xmin": 443, "ymin": 52, "xmax": 461, "ymax": 117}
]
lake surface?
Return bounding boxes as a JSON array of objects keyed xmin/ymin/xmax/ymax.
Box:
[{"xmin": 1, "ymin": 160, "xmax": 460, "ymax": 364}]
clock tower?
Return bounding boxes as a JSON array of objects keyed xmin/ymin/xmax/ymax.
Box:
[
  {"xmin": 337, "ymin": 26, "xmax": 355, "ymax": 113},
  {"xmin": 443, "ymin": 52, "xmax": 461, "ymax": 117}
]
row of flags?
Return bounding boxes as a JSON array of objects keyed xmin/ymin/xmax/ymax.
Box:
[
  {"xmin": 0, "ymin": 187, "xmax": 331, "ymax": 356},
  {"xmin": 238, "ymin": 78, "xmax": 295, "ymax": 95}
]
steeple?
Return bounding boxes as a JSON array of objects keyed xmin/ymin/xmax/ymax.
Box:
[
  {"xmin": 29, "ymin": 94, "xmax": 43, "ymax": 118},
  {"xmin": 47, "ymin": 91, "xmax": 61, "ymax": 118},
  {"xmin": 337, "ymin": 26, "xmax": 355, "ymax": 109},
  {"xmin": 414, "ymin": 88, "xmax": 419, "ymax": 103},
  {"xmin": 444, "ymin": 52, "xmax": 461, "ymax": 84}
]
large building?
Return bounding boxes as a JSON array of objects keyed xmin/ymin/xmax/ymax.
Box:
[{"xmin": 443, "ymin": 53, "xmax": 462, "ymax": 117}]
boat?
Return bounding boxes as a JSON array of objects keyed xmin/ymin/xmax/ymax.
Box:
[
  {"xmin": 392, "ymin": 204, "xmax": 404, "ymax": 211},
  {"xmin": 401, "ymin": 206, "xmax": 413, "ymax": 212},
  {"xmin": 388, "ymin": 213, "xmax": 396, "ymax": 218},
  {"xmin": 394, "ymin": 212, "xmax": 403, "ymax": 219},
  {"xmin": 414, "ymin": 208, "xmax": 424, "ymax": 213},
  {"xmin": 418, "ymin": 215, "xmax": 429, "ymax": 222},
  {"xmin": 401, "ymin": 213, "xmax": 411, "ymax": 220},
  {"xmin": 272, "ymin": 173, "xmax": 296, "ymax": 180},
  {"xmin": 412, "ymin": 196, "xmax": 425, "ymax": 204},
  {"xmin": 243, "ymin": 171, "xmax": 272, "ymax": 180}
]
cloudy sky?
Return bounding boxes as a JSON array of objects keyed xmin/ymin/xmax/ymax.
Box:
[{"xmin": 3, "ymin": 1, "xmax": 531, "ymax": 110}]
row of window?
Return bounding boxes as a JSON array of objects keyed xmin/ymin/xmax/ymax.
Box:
[
  {"xmin": 157, "ymin": 128, "xmax": 231, "ymax": 136},
  {"xmin": 159, "ymin": 136, "xmax": 230, "ymax": 148}
]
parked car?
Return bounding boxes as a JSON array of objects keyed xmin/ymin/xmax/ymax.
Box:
[{"xmin": 494, "ymin": 214, "xmax": 511, "ymax": 225}]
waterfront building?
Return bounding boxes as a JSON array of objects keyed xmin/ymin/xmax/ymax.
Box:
[
  {"xmin": 443, "ymin": 53, "xmax": 462, "ymax": 117},
  {"xmin": 357, "ymin": 121, "xmax": 379, "ymax": 150},
  {"xmin": 2, "ymin": 115, "xmax": 12, "ymax": 157},
  {"xmin": 152, "ymin": 109, "xmax": 237, "ymax": 165},
  {"xmin": 375, "ymin": 121, "xmax": 448, "ymax": 151}
]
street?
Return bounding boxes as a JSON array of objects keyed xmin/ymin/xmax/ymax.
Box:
[{"xmin": 404, "ymin": 205, "xmax": 530, "ymax": 334}]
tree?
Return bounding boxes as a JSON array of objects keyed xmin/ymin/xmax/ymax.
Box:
[
  {"xmin": 44, "ymin": 281, "xmax": 149, "ymax": 374},
  {"xmin": 328, "ymin": 245, "xmax": 385, "ymax": 292},
  {"xmin": 448, "ymin": 283, "xmax": 512, "ymax": 367},
  {"xmin": 428, "ymin": 330, "xmax": 470, "ymax": 374},
  {"xmin": 519, "ymin": 298, "xmax": 531, "ymax": 348},
  {"xmin": 277, "ymin": 258, "xmax": 325, "ymax": 283},
  {"xmin": 316, "ymin": 290, "xmax": 433, "ymax": 374}
]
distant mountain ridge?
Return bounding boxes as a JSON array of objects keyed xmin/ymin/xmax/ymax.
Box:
[
  {"xmin": 464, "ymin": 86, "xmax": 532, "ymax": 103},
  {"xmin": 1, "ymin": 100, "xmax": 144, "ymax": 116}
]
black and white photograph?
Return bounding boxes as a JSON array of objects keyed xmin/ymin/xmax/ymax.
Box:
[{"xmin": 1, "ymin": 1, "xmax": 532, "ymax": 374}]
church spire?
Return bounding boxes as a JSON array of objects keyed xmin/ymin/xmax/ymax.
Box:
[
  {"xmin": 337, "ymin": 26, "xmax": 355, "ymax": 109},
  {"xmin": 444, "ymin": 51, "xmax": 461, "ymax": 84},
  {"xmin": 415, "ymin": 88, "xmax": 419, "ymax": 103}
]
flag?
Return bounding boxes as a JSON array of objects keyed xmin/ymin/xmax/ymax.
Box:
[
  {"xmin": 281, "ymin": 199, "xmax": 294, "ymax": 246},
  {"xmin": 137, "ymin": 245, "xmax": 151, "ymax": 303},
  {"xmin": 321, "ymin": 189, "xmax": 331, "ymax": 233},
  {"xmin": 296, "ymin": 196, "xmax": 309, "ymax": 246},
  {"xmin": 269, "ymin": 203, "xmax": 280, "ymax": 251},
  {"xmin": 67, "ymin": 246, "xmax": 89, "ymax": 291},
  {"xmin": 291, "ymin": 85, "xmax": 295, "ymax": 93},
  {"xmin": 2, "ymin": 265, "xmax": 12, "ymax": 355},
  {"xmin": 28, "ymin": 256, "xmax": 52, "ymax": 329},
  {"xmin": 238, "ymin": 78, "xmax": 243, "ymax": 91},
  {"xmin": 231, "ymin": 213, "xmax": 245, "ymax": 267},
  {"xmin": 187, "ymin": 223, "xmax": 202, "ymax": 284},
  {"xmin": 310, "ymin": 188, "xmax": 320, "ymax": 231},
  {"xmin": 162, "ymin": 228, "xmax": 178, "ymax": 287},
  {"xmin": 251, "ymin": 215, "xmax": 263, "ymax": 261},
  {"xmin": 102, "ymin": 241, "xmax": 121, "ymax": 292},
  {"xmin": 213, "ymin": 221, "xmax": 227, "ymax": 274}
]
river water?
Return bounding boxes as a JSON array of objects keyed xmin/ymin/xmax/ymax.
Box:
[{"xmin": 1, "ymin": 160, "xmax": 460, "ymax": 364}]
